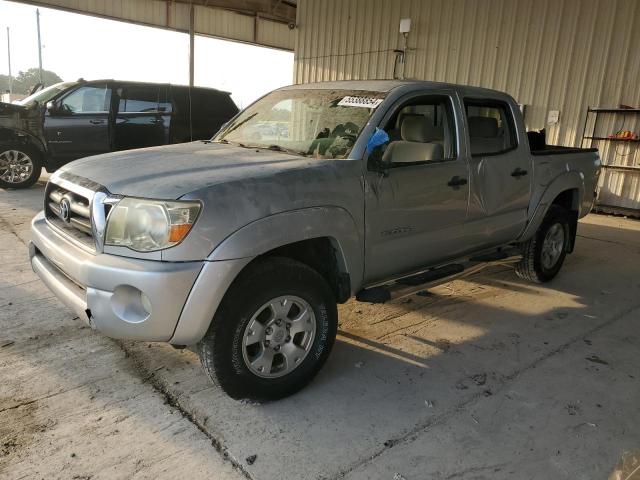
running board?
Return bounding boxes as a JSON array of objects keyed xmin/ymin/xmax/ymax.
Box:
[{"xmin": 356, "ymin": 248, "xmax": 522, "ymax": 304}]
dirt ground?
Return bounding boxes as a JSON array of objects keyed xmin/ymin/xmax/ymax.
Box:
[{"xmin": 1, "ymin": 181, "xmax": 639, "ymax": 480}]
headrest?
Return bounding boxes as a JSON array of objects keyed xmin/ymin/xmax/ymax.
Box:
[
  {"xmin": 468, "ymin": 116, "xmax": 499, "ymax": 138},
  {"xmin": 395, "ymin": 111, "xmax": 408, "ymax": 130},
  {"xmin": 401, "ymin": 114, "xmax": 443, "ymax": 143}
]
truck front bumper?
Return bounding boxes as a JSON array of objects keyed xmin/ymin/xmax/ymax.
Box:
[{"xmin": 29, "ymin": 211, "xmax": 251, "ymax": 344}]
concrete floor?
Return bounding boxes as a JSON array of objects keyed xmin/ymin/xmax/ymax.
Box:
[{"xmin": 1, "ymin": 182, "xmax": 639, "ymax": 480}]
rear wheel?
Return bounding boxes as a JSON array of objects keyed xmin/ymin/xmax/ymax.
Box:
[
  {"xmin": 515, "ymin": 205, "xmax": 570, "ymax": 283},
  {"xmin": 0, "ymin": 144, "xmax": 42, "ymax": 189},
  {"xmin": 197, "ymin": 257, "xmax": 338, "ymax": 401}
]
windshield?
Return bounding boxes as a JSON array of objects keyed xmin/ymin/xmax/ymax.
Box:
[
  {"xmin": 214, "ymin": 89, "xmax": 386, "ymax": 159},
  {"xmin": 16, "ymin": 82, "xmax": 77, "ymax": 107}
]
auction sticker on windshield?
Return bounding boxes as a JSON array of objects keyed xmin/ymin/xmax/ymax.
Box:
[{"xmin": 338, "ymin": 96, "xmax": 384, "ymax": 108}]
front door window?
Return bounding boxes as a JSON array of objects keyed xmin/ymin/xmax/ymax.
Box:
[{"xmin": 60, "ymin": 84, "xmax": 111, "ymax": 114}]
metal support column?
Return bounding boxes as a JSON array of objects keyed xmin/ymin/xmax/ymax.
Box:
[{"xmin": 189, "ymin": 3, "xmax": 195, "ymax": 87}]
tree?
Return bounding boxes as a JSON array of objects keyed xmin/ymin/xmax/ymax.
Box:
[{"xmin": 0, "ymin": 68, "xmax": 63, "ymax": 95}]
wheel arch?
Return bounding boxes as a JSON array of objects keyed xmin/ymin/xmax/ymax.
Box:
[
  {"xmin": 518, "ymin": 172, "xmax": 584, "ymax": 250},
  {"xmin": 252, "ymin": 237, "xmax": 351, "ymax": 303},
  {"xmin": 208, "ymin": 206, "xmax": 362, "ymax": 300},
  {"xmin": 0, "ymin": 127, "xmax": 46, "ymax": 159}
]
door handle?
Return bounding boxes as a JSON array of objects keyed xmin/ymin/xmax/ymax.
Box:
[
  {"xmin": 89, "ymin": 119, "xmax": 105, "ymax": 125},
  {"xmin": 511, "ymin": 167, "xmax": 528, "ymax": 177},
  {"xmin": 447, "ymin": 176, "xmax": 468, "ymax": 189}
]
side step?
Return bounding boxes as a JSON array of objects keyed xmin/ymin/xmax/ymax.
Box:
[
  {"xmin": 396, "ymin": 263, "xmax": 464, "ymax": 286},
  {"xmin": 356, "ymin": 247, "xmax": 522, "ymax": 304}
]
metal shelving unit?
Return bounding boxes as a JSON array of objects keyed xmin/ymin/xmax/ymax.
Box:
[
  {"xmin": 583, "ymin": 136, "xmax": 640, "ymax": 142},
  {"xmin": 580, "ymin": 107, "xmax": 640, "ymax": 149},
  {"xmin": 581, "ymin": 107, "xmax": 640, "ymax": 217}
]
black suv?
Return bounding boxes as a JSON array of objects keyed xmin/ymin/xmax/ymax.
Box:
[{"xmin": 0, "ymin": 79, "xmax": 238, "ymax": 188}]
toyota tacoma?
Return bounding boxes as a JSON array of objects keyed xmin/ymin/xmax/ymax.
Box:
[{"xmin": 29, "ymin": 80, "xmax": 601, "ymax": 400}]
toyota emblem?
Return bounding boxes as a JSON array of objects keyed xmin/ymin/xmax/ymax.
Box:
[{"xmin": 59, "ymin": 198, "xmax": 71, "ymax": 223}]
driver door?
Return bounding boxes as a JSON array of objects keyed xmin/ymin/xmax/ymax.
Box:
[
  {"xmin": 364, "ymin": 93, "xmax": 470, "ymax": 283},
  {"xmin": 44, "ymin": 82, "xmax": 113, "ymax": 165}
]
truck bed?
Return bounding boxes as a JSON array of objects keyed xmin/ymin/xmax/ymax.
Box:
[
  {"xmin": 529, "ymin": 145, "xmax": 601, "ymax": 218},
  {"xmin": 531, "ymin": 144, "xmax": 598, "ymax": 156}
]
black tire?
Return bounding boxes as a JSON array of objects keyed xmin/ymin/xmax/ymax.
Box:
[
  {"xmin": 0, "ymin": 143, "xmax": 42, "ymax": 189},
  {"xmin": 515, "ymin": 205, "xmax": 570, "ymax": 283},
  {"xmin": 197, "ymin": 257, "xmax": 338, "ymax": 401}
]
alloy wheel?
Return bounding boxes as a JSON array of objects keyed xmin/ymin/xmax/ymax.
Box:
[
  {"xmin": 541, "ymin": 222, "xmax": 565, "ymax": 270},
  {"xmin": 242, "ymin": 295, "xmax": 316, "ymax": 378},
  {"xmin": 0, "ymin": 150, "xmax": 34, "ymax": 184}
]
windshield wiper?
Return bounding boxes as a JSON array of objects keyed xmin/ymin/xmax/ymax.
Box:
[
  {"xmin": 214, "ymin": 139, "xmax": 249, "ymax": 148},
  {"xmin": 216, "ymin": 140, "xmax": 306, "ymax": 157},
  {"xmin": 263, "ymin": 144, "xmax": 308, "ymax": 157},
  {"xmin": 220, "ymin": 112, "xmax": 258, "ymax": 137}
]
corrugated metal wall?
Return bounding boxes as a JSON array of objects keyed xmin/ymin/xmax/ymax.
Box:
[
  {"xmin": 294, "ymin": 0, "xmax": 640, "ymax": 213},
  {"xmin": 16, "ymin": 0, "xmax": 296, "ymax": 50}
]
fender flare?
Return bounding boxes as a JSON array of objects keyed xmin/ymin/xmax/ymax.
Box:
[
  {"xmin": 208, "ymin": 206, "xmax": 363, "ymax": 291},
  {"xmin": 518, "ymin": 171, "xmax": 584, "ymax": 243},
  {"xmin": 0, "ymin": 127, "xmax": 47, "ymax": 158}
]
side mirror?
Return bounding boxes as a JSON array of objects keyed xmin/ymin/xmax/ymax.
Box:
[{"xmin": 45, "ymin": 101, "xmax": 56, "ymax": 114}]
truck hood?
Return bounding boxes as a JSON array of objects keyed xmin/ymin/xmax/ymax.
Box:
[
  {"xmin": 60, "ymin": 142, "xmax": 322, "ymax": 199},
  {"xmin": 0, "ymin": 101, "xmax": 28, "ymax": 116},
  {"xmin": 0, "ymin": 102, "xmax": 46, "ymax": 148}
]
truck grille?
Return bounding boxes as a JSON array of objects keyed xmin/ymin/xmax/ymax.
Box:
[{"xmin": 44, "ymin": 180, "xmax": 96, "ymax": 250}]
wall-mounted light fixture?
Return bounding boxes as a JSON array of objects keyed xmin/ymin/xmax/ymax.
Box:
[
  {"xmin": 399, "ymin": 18, "xmax": 411, "ymax": 34},
  {"xmin": 394, "ymin": 18, "xmax": 411, "ymax": 80}
]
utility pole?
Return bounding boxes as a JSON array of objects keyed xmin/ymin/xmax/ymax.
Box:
[
  {"xmin": 36, "ymin": 9, "xmax": 43, "ymax": 85},
  {"xmin": 6, "ymin": 27, "xmax": 12, "ymax": 94}
]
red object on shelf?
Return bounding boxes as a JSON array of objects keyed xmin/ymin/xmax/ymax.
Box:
[{"xmin": 608, "ymin": 130, "xmax": 638, "ymax": 140}]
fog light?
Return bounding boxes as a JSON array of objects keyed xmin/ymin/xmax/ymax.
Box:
[
  {"xmin": 140, "ymin": 292, "xmax": 152, "ymax": 315},
  {"xmin": 110, "ymin": 285, "xmax": 151, "ymax": 324}
]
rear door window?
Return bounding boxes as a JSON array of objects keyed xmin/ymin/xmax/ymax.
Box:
[
  {"xmin": 118, "ymin": 85, "xmax": 171, "ymax": 113},
  {"xmin": 464, "ymin": 101, "xmax": 517, "ymax": 155}
]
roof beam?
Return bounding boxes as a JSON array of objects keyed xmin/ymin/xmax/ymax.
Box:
[
  {"xmin": 9, "ymin": 0, "xmax": 296, "ymax": 51},
  {"xmin": 186, "ymin": 0, "xmax": 296, "ymax": 24}
]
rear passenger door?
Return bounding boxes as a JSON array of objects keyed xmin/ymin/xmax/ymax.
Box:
[
  {"xmin": 364, "ymin": 93, "xmax": 470, "ymax": 283},
  {"xmin": 463, "ymin": 99, "xmax": 531, "ymax": 248},
  {"xmin": 113, "ymin": 84, "xmax": 171, "ymax": 151}
]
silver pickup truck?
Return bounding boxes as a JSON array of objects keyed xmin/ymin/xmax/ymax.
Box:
[{"xmin": 29, "ymin": 80, "xmax": 601, "ymax": 400}]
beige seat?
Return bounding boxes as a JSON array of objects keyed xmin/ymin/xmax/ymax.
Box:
[
  {"xmin": 468, "ymin": 116, "xmax": 504, "ymax": 155},
  {"xmin": 382, "ymin": 115, "xmax": 444, "ymax": 164}
]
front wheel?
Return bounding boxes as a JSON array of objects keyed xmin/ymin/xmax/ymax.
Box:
[
  {"xmin": 197, "ymin": 257, "xmax": 338, "ymax": 401},
  {"xmin": 0, "ymin": 144, "xmax": 42, "ymax": 189},
  {"xmin": 515, "ymin": 205, "xmax": 570, "ymax": 283}
]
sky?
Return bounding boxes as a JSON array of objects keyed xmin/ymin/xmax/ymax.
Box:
[{"xmin": 0, "ymin": 0, "xmax": 294, "ymax": 108}]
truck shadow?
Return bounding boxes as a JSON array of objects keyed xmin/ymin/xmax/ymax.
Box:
[
  {"xmin": 2, "ymin": 184, "xmax": 639, "ymax": 479},
  {"xmin": 108, "ymin": 218, "xmax": 640, "ymax": 478}
]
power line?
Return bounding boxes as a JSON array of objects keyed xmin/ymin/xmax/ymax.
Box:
[{"xmin": 295, "ymin": 47, "xmax": 398, "ymax": 62}]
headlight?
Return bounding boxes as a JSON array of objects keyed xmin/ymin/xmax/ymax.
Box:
[{"xmin": 105, "ymin": 197, "xmax": 201, "ymax": 252}]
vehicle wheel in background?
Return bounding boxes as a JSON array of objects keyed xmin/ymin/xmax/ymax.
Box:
[
  {"xmin": 0, "ymin": 143, "xmax": 42, "ymax": 189},
  {"xmin": 197, "ymin": 257, "xmax": 338, "ymax": 401},
  {"xmin": 515, "ymin": 205, "xmax": 570, "ymax": 283}
]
